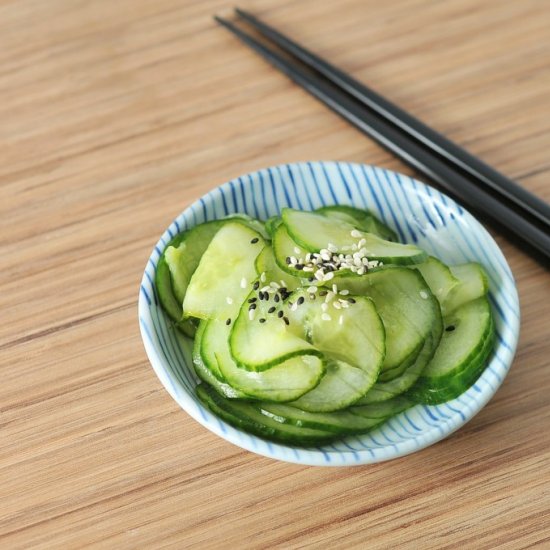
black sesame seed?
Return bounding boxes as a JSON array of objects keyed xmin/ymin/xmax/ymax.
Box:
[
  {"xmin": 274, "ymin": 294, "xmax": 280, "ymax": 303},
  {"xmin": 295, "ymin": 264, "xmax": 304, "ymax": 270},
  {"xmin": 348, "ymin": 298, "xmax": 356, "ymax": 304},
  {"xmin": 253, "ymin": 281, "xmax": 260, "ymax": 290},
  {"xmin": 249, "ymin": 303, "xmax": 257, "ymax": 311},
  {"xmin": 285, "ymin": 257, "xmax": 291, "ymax": 265},
  {"xmin": 278, "ymin": 310, "xmax": 284, "ymax": 318},
  {"xmin": 283, "ymin": 316, "xmax": 290, "ymax": 325},
  {"xmin": 445, "ymin": 325, "xmax": 456, "ymax": 332},
  {"xmin": 259, "ymin": 318, "xmax": 266, "ymax": 323},
  {"xmin": 308, "ymin": 277, "xmax": 314, "ymax": 282},
  {"xmin": 226, "ymin": 318, "xmax": 231, "ymax": 325},
  {"xmin": 268, "ymin": 306, "xmax": 276, "ymax": 313},
  {"xmin": 319, "ymin": 290, "xmax": 328, "ymax": 296},
  {"xmin": 279, "ymin": 287, "xmax": 287, "ymax": 293},
  {"xmin": 250, "ymin": 237, "xmax": 259, "ymax": 244},
  {"xmin": 297, "ymin": 296, "xmax": 305, "ymax": 305},
  {"xmin": 248, "ymin": 297, "xmax": 257, "ymax": 303}
]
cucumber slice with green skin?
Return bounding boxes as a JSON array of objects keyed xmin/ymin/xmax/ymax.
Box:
[
  {"xmin": 272, "ymin": 223, "xmax": 313, "ymax": 277},
  {"xmin": 196, "ymin": 384, "xmax": 338, "ymax": 446},
  {"xmin": 316, "ymin": 205, "xmax": 397, "ymax": 242},
  {"xmin": 408, "ymin": 297, "xmax": 494, "ymax": 404},
  {"xmin": 164, "ymin": 220, "xmax": 226, "ymax": 306},
  {"xmin": 356, "ymin": 332, "xmax": 438, "ymax": 403},
  {"xmin": 230, "ymin": 285, "xmax": 322, "ymax": 371},
  {"xmin": 254, "ymin": 245, "xmax": 302, "ymax": 291},
  {"xmin": 203, "ymin": 319, "xmax": 325, "ymax": 401},
  {"xmin": 183, "ymin": 223, "xmax": 265, "ymax": 321},
  {"xmin": 444, "ymin": 263, "xmax": 489, "ymax": 314},
  {"xmin": 336, "ymin": 267, "xmax": 440, "ymax": 374},
  {"xmin": 414, "ymin": 256, "xmax": 459, "ymax": 307},
  {"xmin": 223, "ymin": 214, "xmax": 270, "ymax": 240},
  {"xmin": 265, "ymin": 216, "xmax": 282, "ymax": 238},
  {"xmin": 287, "ymin": 291, "xmax": 386, "ymax": 411},
  {"xmin": 192, "ymin": 321, "xmax": 245, "ymax": 398},
  {"xmin": 281, "ymin": 208, "xmax": 426, "ymax": 265},
  {"xmin": 258, "ymin": 401, "xmax": 383, "ymax": 434},
  {"xmin": 409, "ymin": 319, "xmax": 495, "ymax": 404},
  {"xmin": 349, "ymin": 395, "xmax": 412, "ymax": 418}
]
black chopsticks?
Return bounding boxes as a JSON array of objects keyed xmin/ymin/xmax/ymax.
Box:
[{"xmin": 215, "ymin": 10, "xmax": 550, "ymax": 263}]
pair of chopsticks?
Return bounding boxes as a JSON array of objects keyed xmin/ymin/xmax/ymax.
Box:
[{"xmin": 215, "ymin": 9, "xmax": 550, "ymax": 264}]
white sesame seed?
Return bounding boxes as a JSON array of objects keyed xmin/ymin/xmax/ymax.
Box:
[
  {"xmin": 325, "ymin": 291, "xmax": 335, "ymax": 303},
  {"xmin": 289, "ymin": 256, "xmax": 297, "ymax": 265},
  {"xmin": 351, "ymin": 229, "xmax": 362, "ymax": 238},
  {"xmin": 280, "ymin": 280, "xmax": 287, "ymax": 287},
  {"xmin": 226, "ymin": 296, "xmax": 233, "ymax": 304},
  {"xmin": 314, "ymin": 270, "xmax": 324, "ymax": 281},
  {"xmin": 320, "ymin": 248, "xmax": 329, "ymax": 255},
  {"xmin": 327, "ymin": 243, "xmax": 338, "ymax": 252},
  {"xmin": 294, "ymin": 247, "xmax": 301, "ymax": 254},
  {"xmin": 270, "ymin": 281, "xmax": 280, "ymax": 289},
  {"xmin": 291, "ymin": 302, "xmax": 298, "ymax": 311},
  {"xmin": 359, "ymin": 248, "xmax": 368, "ymax": 256},
  {"xmin": 333, "ymin": 301, "xmax": 342, "ymax": 309},
  {"xmin": 323, "ymin": 272, "xmax": 335, "ymax": 281},
  {"xmin": 302, "ymin": 266, "xmax": 314, "ymax": 272},
  {"xmin": 240, "ymin": 277, "xmax": 247, "ymax": 288},
  {"xmin": 340, "ymin": 289, "xmax": 349, "ymax": 295},
  {"xmin": 358, "ymin": 238, "xmax": 366, "ymax": 248},
  {"xmin": 322, "ymin": 313, "xmax": 332, "ymax": 321},
  {"xmin": 248, "ymin": 308, "xmax": 256, "ymax": 321},
  {"xmin": 338, "ymin": 315, "xmax": 344, "ymax": 325},
  {"xmin": 351, "ymin": 244, "xmax": 358, "ymax": 251},
  {"xmin": 321, "ymin": 253, "xmax": 331, "ymax": 261},
  {"xmin": 332, "ymin": 284, "xmax": 338, "ymax": 294},
  {"xmin": 341, "ymin": 246, "xmax": 351, "ymax": 251},
  {"xmin": 362, "ymin": 257, "xmax": 369, "ymax": 265},
  {"xmin": 260, "ymin": 272, "xmax": 267, "ymax": 282},
  {"xmin": 358, "ymin": 267, "xmax": 366, "ymax": 275},
  {"xmin": 420, "ymin": 290, "xmax": 429, "ymax": 299},
  {"xmin": 341, "ymin": 301, "xmax": 350, "ymax": 308},
  {"xmin": 261, "ymin": 286, "xmax": 270, "ymax": 292},
  {"xmin": 321, "ymin": 303, "xmax": 328, "ymax": 312},
  {"xmin": 307, "ymin": 286, "xmax": 318, "ymax": 294},
  {"xmin": 354, "ymin": 257, "xmax": 363, "ymax": 267}
]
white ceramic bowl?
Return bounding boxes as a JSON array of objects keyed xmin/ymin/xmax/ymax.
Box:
[{"xmin": 138, "ymin": 161, "xmax": 519, "ymax": 466}]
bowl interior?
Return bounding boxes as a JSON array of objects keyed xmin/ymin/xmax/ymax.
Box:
[{"xmin": 139, "ymin": 161, "xmax": 519, "ymax": 466}]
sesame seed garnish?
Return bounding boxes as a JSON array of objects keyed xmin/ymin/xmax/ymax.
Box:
[
  {"xmin": 248, "ymin": 309, "xmax": 256, "ymax": 321},
  {"xmin": 302, "ymin": 266, "xmax": 314, "ymax": 272},
  {"xmin": 297, "ymin": 296, "xmax": 305, "ymax": 305},
  {"xmin": 274, "ymin": 294, "xmax": 280, "ymax": 303},
  {"xmin": 351, "ymin": 229, "xmax": 362, "ymax": 238},
  {"xmin": 294, "ymin": 247, "xmax": 301, "ymax": 254},
  {"xmin": 278, "ymin": 310, "xmax": 284, "ymax": 318},
  {"xmin": 327, "ymin": 243, "xmax": 338, "ymax": 252},
  {"xmin": 240, "ymin": 278, "xmax": 247, "ymax": 289},
  {"xmin": 340, "ymin": 289, "xmax": 349, "ymax": 295},
  {"xmin": 270, "ymin": 282, "xmax": 280, "ymax": 289},
  {"xmin": 226, "ymin": 296, "xmax": 233, "ymax": 305},
  {"xmin": 280, "ymin": 280, "xmax": 287, "ymax": 287},
  {"xmin": 295, "ymin": 264, "xmax": 304, "ymax": 270},
  {"xmin": 260, "ymin": 272, "xmax": 267, "ymax": 283},
  {"xmin": 285, "ymin": 257, "xmax": 291, "ymax": 264},
  {"xmin": 283, "ymin": 316, "xmax": 290, "ymax": 325},
  {"xmin": 226, "ymin": 318, "xmax": 231, "ymax": 325},
  {"xmin": 348, "ymin": 298, "xmax": 356, "ymax": 304},
  {"xmin": 333, "ymin": 301, "xmax": 342, "ymax": 310},
  {"xmin": 319, "ymin": 290, "xmax": 328, "ymax": 296},
  {"xmin": 259, "ymin": 318, "xmax": 266, "ymax": 323},
  {"xmin": 268, "ymin": 306, "xmax": 276, "ymax": 313},
  {"xmin": 307, "ymin": 286, "xmax": 318, "ymax": 294},
  {"xmin": 250, "ymin": 237, "xmax": 259, "ymax": 244},
  {"xmin": 249, "ymin": 303, "xmax": 257, "ymax": 310},
  {"xmin": 291, "ymin": 303, "xmax": 298, "ymax": 311},
  {"xmin": 323, "ymin": 272, "xmax": 335, "ymax": 281},
  {"xmin": 322, "ymin": 313, "xmax": 332, "ymax": 321},
  {"xmin": 248, "ymin": 297, "xmax": 257, "ymax": 303},
  {"xmin": 253, "ymin": 281, "xmax": 260, "ymax": 290},
  {"xmin": 332, "ymin": 284, "xmax": 338, "ymax": 293},
  {"xmin": 325, "ymin": 291, "xmax": 334, "ymax": 303},
  {"xmin": 420, "ymin": 291, "xmax": 429, "ymax": 299},
  {"xmin": 321, "ymin": 303, "xmax": 328, "ymax": 312},
  {"xmin": 338, "ymin": 315, "xmax": 344, "ymax": 325},
  {"xmin": 289, "ymin": 256, "xmax": 297, "ymax": 265}
]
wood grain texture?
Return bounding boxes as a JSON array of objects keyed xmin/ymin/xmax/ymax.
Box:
[{"xmin": 1, "ymin": 0, "xmax": 549, "ymax": 548}]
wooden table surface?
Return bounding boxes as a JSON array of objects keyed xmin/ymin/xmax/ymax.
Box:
[{"xmin": 2, "ymin": 0, "xmax": 550, "ymax": 548}]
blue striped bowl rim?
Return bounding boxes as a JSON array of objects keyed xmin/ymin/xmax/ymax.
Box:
[{"xmin": 138, "ymin": 161, "xmax": 520, "ymax": 466}]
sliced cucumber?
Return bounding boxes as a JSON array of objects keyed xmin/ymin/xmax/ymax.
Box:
[
  {"xmin": 223, "ymin": 213, "xmax": 270, "ymax": 240},
  {"xmin": 281, "ymin": 208, "xmax": 426, "ymax": 264},
  {"xmin": 349, "ymin": 396, "xmax": 412, "ymax": 418},
  {"xmin": 265, "ymin": 216, "xmax": 282, "ymax": 238},
  {"xmin": 196, "ymin": 384, "xmax": 337, "ymax": 446},
  {"xmin": 408, "ymin": 297, "xmax": 494, "ymax": 404},
  {"xmin": 192, "ymin": 321, "xmax": 245, "ymax": 398},
  {"xmin": 336, "ymin": 267, "xmax": 441, "ymax": 374},
  {"xmin": 229, "ymin": 286, "xmax": 322, "ymax": 371},
  {"xmin": 356, "ymin": 332, "xmax": 437, "ymax": 403},
  {"xmin": 183, "ymin": 223, "xmax": 265, "ymax": 321},
  {"xmin": 444, "ymin": 263, "xmax": 489, "ymax": 314},
  {"xmin": 203, "ymin": 319, "xmax": 325, "ymax": 401},
  {"xmin": 316, "ymin": 205, "xmax": 397, "ymax": 242},
  {"xmin": 287, "ymin": 292, "xmax": 385, "ymax": 411},
  {"xmin": 272, "ymin": 223, "xmax": 312, "ymax": 277},
  {"xmin": 258, "ymin": 401, "xmax": 383, "ymax": 434},
  {"xmin": 414, "ymin": 256, "xmax": 459, "ymax": 306},
  {"xmin": 254, "ymin": 245, "xmax": 302, "ymax": 291}
]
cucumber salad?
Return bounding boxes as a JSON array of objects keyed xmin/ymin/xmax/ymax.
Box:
[{"xmin": 156, "ymin": 205, "xmax": 494, "ymax": 446}]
